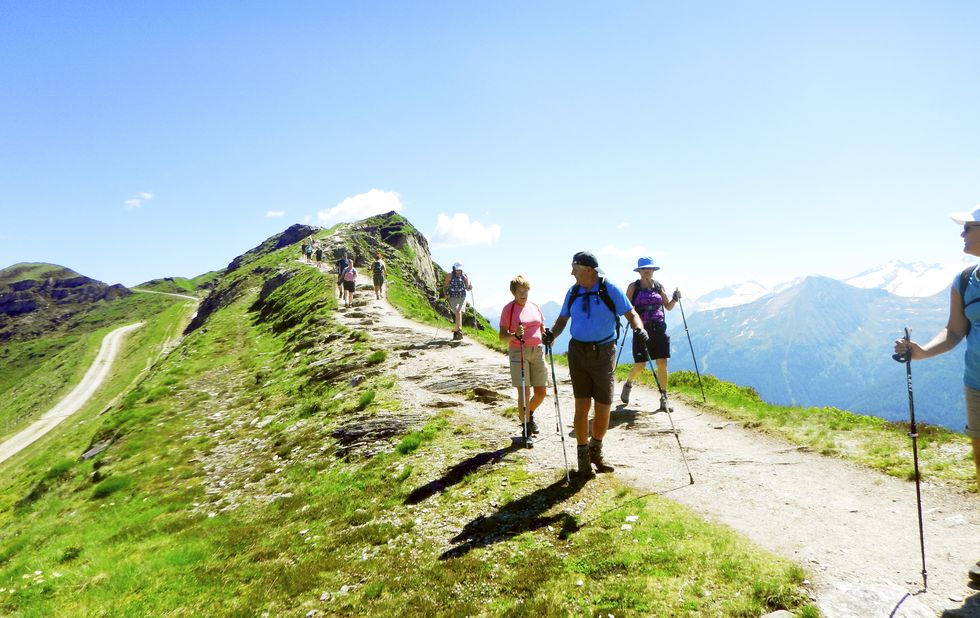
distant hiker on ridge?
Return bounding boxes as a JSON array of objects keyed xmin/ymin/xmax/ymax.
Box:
[
  {"xmin": 443, "ymin": 262, "xmax": 472, "ymax": 341},
  {"xmin": 499, "ymin": 275, "xmax": 548, "ymax": 445},
  {"xmin": 371, "ymin": 252, "xmax": 387, "ymax": 300},
  {"xmin": 305, "ymin": 241, "xmax": 314, "ymax": 263},
  {"xmin": 314, "ymin": 245, "xmax": 323, "ymax": 266},
  {"xmin": 336, "ymin": 251, "xmax": 350, "ymax": 300},
  {"xmin": 543, "ymin": 251, "xmax": 646, "ymax": 480},
  {"xmin": 621, "ymin": 257, "xmax": 681, "ymax": 412},
  {"xmin": 895, "ymin": 204, "xmax": 980, "ymax": 493}
]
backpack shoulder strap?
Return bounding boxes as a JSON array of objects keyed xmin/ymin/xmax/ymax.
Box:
[
  {"xmin": 629, "ymin": 279, "xmax": 641, "ymax": 305},
  {"xmin": 597, "ymin": 277, "xmax": 621, "ymax": 340}
]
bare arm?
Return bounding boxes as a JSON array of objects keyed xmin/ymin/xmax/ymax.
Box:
[
  {"xmin": 549, "ymin": 315, "xmax": 570, "ymax": 339},
  {"xmin": 896, "ymin": 287, "xmax": 969, "ymax": 360},
  {"xmin": 623, "ymin": 308, "xmax": 644, "ymax": 331}
]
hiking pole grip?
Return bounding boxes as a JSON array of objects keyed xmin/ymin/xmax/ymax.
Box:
[{"xmin": 892, "ymin": 327, "xmax": 912, "ymax": 363}]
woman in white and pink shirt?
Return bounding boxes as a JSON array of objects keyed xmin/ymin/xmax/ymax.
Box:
[{"xmin": 499, "ymin": 275, "xmax": 549, "ymax": 443}]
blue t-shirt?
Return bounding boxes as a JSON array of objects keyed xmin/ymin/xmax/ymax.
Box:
[
  {"xmin": 959, "ymin": 266, "xmax": 980, "ymax": 389},
  {"xmin": 559, "ymin": 278, "xmax": 632, "ymax": 344}
]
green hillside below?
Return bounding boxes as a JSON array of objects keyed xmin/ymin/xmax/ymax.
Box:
[{"xmin": 0, "ymin": 220, "xmax": 814, "ymax": 616}]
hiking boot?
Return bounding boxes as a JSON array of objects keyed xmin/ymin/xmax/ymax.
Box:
[
  {"xmin": 576, "ymin": 445, "xmax": 595, "ymax": 480},
  {"xmin": 657, "ymin": 393, "xmax": 672, "ymax": 413},
  {"xmin": 452, "ymin": 330, "xmax": 463, "ymax": 341},
  {"xmin": 523, "ymin": 431, "xmax": 533, "ymax": 448},
  {"xmin": 589, "ymin": 438, "xmax": 615, "ymax": 473},
  {"xmin": 527, "ymin": 417, "xmax": 539, "ymax": 434},
  {"xmin": 620, "ymin": 381, "xmax": 632, "ymax": 404}
]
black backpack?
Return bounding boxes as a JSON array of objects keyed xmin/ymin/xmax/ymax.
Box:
[
  {"xmin": 957, "ymin": 265, "xmax": 980, "ymax": 334},
  {"xmin": 372, "ymin": 260, "xmax": 384, "ymax": 274},
  {"xmin": 628, "ymin": 279, "xmax": 666, "ymax": 306},
  {"xmin": 568, "ymin": 276, "xmax": 621, "ymax": 341}
]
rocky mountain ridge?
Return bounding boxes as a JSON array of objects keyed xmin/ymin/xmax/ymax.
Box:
[{"xmin": 0, "ymin": 263, "xmax": 130, "ymax": 341}]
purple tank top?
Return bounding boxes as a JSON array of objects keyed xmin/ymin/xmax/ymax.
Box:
[{"xmin": 633, "ymin": 285, "xmax": 665, "ymax": 324}]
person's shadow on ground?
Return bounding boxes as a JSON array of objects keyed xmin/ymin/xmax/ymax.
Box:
[
  {"xmin": 405, "ymin": 437, "xmax": 524, "ymax": 506},
  {"xmin": 439, "ymin": 476, "xmax": 587, "ymax": 560},
  {"xmin": 942, "ymin": 589, "xmax": 980, "ymax": 617}
]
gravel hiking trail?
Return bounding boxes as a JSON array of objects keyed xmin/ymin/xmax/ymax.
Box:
[
  {"xmin": 336, "ymin": 259, "xmax": 980, "ymax": 616},
  {"xmin": 0, "ymin": 322, "xmax": 143, "ymax": 465}
]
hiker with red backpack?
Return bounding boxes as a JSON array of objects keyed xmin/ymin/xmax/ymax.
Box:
[
  {"xmin": 499, "ymin": 275, "xmax": 548, "ymax": 448},
  {"xmin": 620, "ymin": 256, "xmax": 681, "ymax": 412},
  {"xmin": 542, "ymin": 251, "xmax": 646, "ymax": 480}
]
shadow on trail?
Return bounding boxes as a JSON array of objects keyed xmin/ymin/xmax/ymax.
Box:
[
  {"xmin": 608, "ymin": 404, "xmax": 645, "ymax": 430},
  {"xmin": 942, "ymin": 590, "xmax": 980, "ymax": 617},
  {"xmin": 439, "ymin": 476, "xmax": 587, "ymax": 560},
  {"xmin": 405, "ymin": 437, "xmax": 524, "ymax": 506}
]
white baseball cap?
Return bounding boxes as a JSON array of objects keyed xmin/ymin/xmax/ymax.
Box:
[{"xmin": 950, "ymin": 205, "xmax": 980, "ymax": 224}]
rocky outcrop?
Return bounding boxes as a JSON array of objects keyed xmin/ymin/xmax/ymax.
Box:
[{"xmin": 0, "ymin": 266, "xmax": 131, "ymax": 318}]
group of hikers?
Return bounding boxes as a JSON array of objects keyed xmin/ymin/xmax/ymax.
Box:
[
  {"xmin": 495, "ymin": 251, "xmax": 680, "ymax": 480},
  {"xmin": 301, "ymin": 242, "xmax": 388, "ymax": 307}
]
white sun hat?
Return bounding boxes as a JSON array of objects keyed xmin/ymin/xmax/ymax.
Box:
[{"xmin": 950, "ymin": 204, "xmax": 980, "ymax": 224}]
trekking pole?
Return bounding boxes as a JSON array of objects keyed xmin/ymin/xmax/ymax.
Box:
[
  {"xmin": 892, "ymin": 327, "xmax": 928, "ymax": 591},
  {"xmin": 615, "ymin": 319, "xmax": 629, "ymax": 366},
  {"xmin": 546, "ymin": 343, "xmax": 571, "ymax": 484},
  {"xmin": 676, "ymin": 298, "xmax": 706, "ymax": 403},
  {"xmin": 646, "ymin": 355, "xmax": 694, "ymax": 485},
  {"xmin": 518, "ymin": 327, "xmax": 530, "ymax": 449}
]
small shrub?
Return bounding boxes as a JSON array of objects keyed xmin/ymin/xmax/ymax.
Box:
[
  {"xmin": 44, "ymin": 460, "xmax": 76, "ymax": 481},
  {"xmin": 363, "ymin": 581, "xmax": 384, "ymax": 599},
  {"xmin": 298, "ymin": 399, "xmax": 321, "ymax": 417},
  {"xmin": 92, "ymin": 476, "xmax": 132, "ymax": 499},
  {"xmin": 396, "ymin": 433, "xmax": 423, "ymax": 454},
  {"xmin": 357, "ymin": 391, "xmax": 376, "ymax": 411},
  {"xmin": 59, "ymin": 546, "xmax": 82, "ymax": 563},
  {"xmin": 367, "ymin": 350, "xmax": 387, "ymax": 365},
  {"xmin": 395, "ymin": 466, "xmax": 412, "ymax": 482}
]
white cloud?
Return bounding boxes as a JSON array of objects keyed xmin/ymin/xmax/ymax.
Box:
[
  {"xmin": 266, "ymin": 210, "xmax": 286, "ymax": 218},
  {"xmin": 598, "ymin": 245, "xmax": 650, "ymax": 259},
  {"xmin": 124, "ymin": 191, "xmax": 154, "ymax": 209},
  {"xmin": 617, "ymin": 222, "xmax": 631, "ymax": 230},
  {"xmin": 317, "ymin": 189, "xmax": 404, "ymax": 224},
  {"xmin": 430, "ymin": 213, "xmax": 501, "ymax": 249}
]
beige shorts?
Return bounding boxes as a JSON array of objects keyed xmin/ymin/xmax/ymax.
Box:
[
  {"xmin": 508, "ymin": 345, "xmax": 548, "ymax": 388},
  {"xmin": 964, "ymin": 386, "xmax": 980, "ymax": 439}
]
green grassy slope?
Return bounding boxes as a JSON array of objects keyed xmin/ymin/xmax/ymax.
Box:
[
  {"xmin": 0, "ymin": 293, "xmax": 195, "ymax": 438},
  {"xmin": 0, "ymin": 263, "xmax": 80, "ymax": 286},
  {"xmin": 0, "ymin": 231, "xmax": 815, "ymax": 616}
]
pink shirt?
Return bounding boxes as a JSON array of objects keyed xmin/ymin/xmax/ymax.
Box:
[{"xmin": 500, "ymin": 300, "xmax": 545, "ymax": 348}]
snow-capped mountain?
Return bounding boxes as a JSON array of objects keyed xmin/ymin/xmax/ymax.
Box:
[
  {"xmin": 686, "ymin": 281, "xmax": 770, "ymax": 312},
  {"xmin": 843, "ymin": 260, "xmax": 968, "ymax": 297}
]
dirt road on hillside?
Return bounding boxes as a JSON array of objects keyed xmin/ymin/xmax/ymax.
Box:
[
  {"xmin": 323, "ymin": 261, "xmax": 980, "ymax": 617},
  {"xmin": 0, "ymin": 322, "xmax": 143, "ymax": 465}
]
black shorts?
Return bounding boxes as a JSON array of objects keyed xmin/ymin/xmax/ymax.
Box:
[
  {"xmin": 632, "ymin": 322, "xmax": 670, "ymax": 362},
  {"xmin": 568, "ymin": 339, "xmax": 616, "ymax": 404},
  {"xmin": 342, "ymin": 280, "xmax": 356, "ymax": 292}
]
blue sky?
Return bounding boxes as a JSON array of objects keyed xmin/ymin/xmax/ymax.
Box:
[{"xmin": 2, "ymin": 1, "xmax": 978, "ymax": 311}]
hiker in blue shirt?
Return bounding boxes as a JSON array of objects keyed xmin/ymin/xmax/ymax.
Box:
[
  {"xmin": 895, "ymin": 205, "xmax": 980, "ymax": 493},
  {"xmin": 543, "ymin": 251, "xmax": 646, "ymax": 480}
]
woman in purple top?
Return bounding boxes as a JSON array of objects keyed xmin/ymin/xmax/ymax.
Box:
[{"xmin": 621, "ymin": 257, "xmax": 680, "ymax": 412}]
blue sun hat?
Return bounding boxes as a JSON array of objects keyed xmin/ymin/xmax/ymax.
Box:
[{"xmin": 634, "ymin": 256, "xmax": 661, "ymax": 272}]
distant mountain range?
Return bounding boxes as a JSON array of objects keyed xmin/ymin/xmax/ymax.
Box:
[
  {"xmin": 665, "ymin": 276, "xmax": 963, "ymax": 431},
  {"xmin": 485, "ymin": 262, "xmax": 973, "ymax": 432}
]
